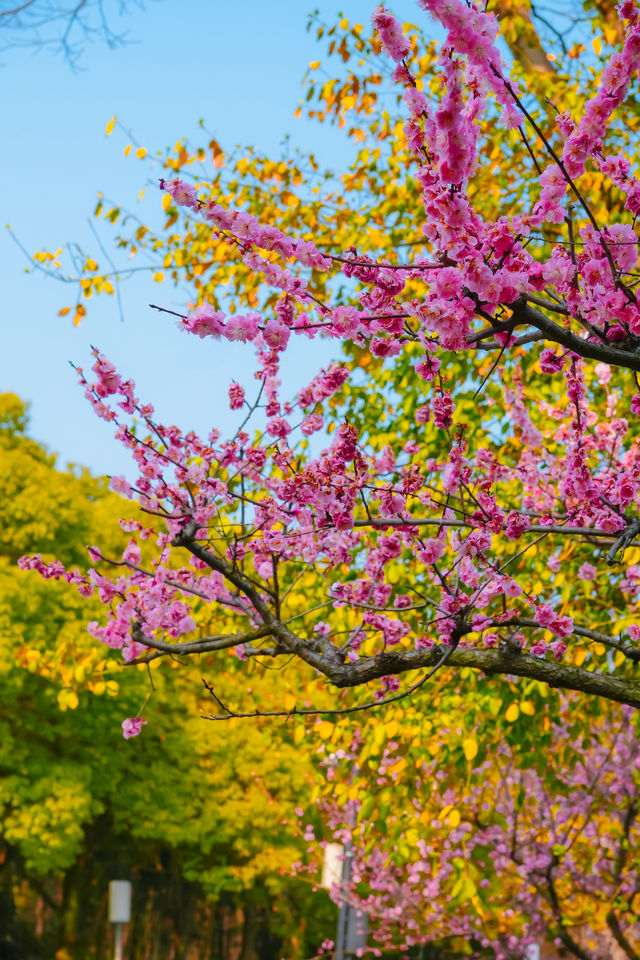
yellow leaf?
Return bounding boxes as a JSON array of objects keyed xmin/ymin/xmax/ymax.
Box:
[
  {"xmin": 373, "ymin": 723, "xmax": 386, "ymax": 747},
  {"xmin": 448, "ymin": 809, "xmax": 461, "ymax": 828},
  {"xmin": 460, "ymin": 875, "xmax": 478, "ymax": 899},
  {"xmin": 136, "ymin": 146, "xmax": 147, "ymax": 159},
  {"xmin": 592, "ymin": 36, "xmax": 602, "ymax": 56},
  {"xmin": 384, "ymin": 719, "xmax": 398, "ymax": 739},
  {"xmin": 58, "ymin": 306, "xmax": 71, "ymax": 316},
  {"xmin": 123, "ymin": 144, "xmax": 132, "ymax": 156},
  {"xmin": 294, "ymin": 724, "xmax": 305, "ymax": 745},
  {"xmin": 105, "ymin": 115, "xmax": 116, "ymax": 135},
  {"xmin": 153, "ymin": 271, "xmax": 164, "ymax": 282},
  {"xmin": 162, "ymin": 193, "xmax": 172, "ymax": 211},
  {"xmin": 283, "ymin": 693, "xmax": 296, "ymax": 712},
  {"xmin": 505, "ymin": 703, "xmax": 520, "ymax": 723},
  {"xmin": 138, "ymin": 187, "xmax": 146, "ymax": 201},
  {"xmin": 462, "ymin": 737, "xmax": 478, "ymax": 761},
  {"xmin": 73, "ymin": 303, "xmax": 86, "ymax": 327},
  {"xmin": 86, "ymin": 258, "xmax": 97, "ymax": 271},
  {"xmin": 520, "ymin": 700, "xmax": 535, "ymax": 716},
  {"xmin": 309, "ymin": 61, "xmax": 321, "ymax": 70},
  {"xmin": 317, "ymin": 721, "xmax": 334, "ymax": 740},
  {"xmin": 340, "ymin": 18, "xmax": 348, "ymax": 29},
  {"xmin": 103, "ymin": 280, "xmax": 114, "ymax": 295},
  {"xmin": 66, "ymin": 691, "xmax": 79, "ymax": 710}
]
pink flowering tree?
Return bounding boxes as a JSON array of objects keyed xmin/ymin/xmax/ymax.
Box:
[
  {"xmin": 310, "ymin": 700, "xmax": 640, "ymax": 960},
  {"xmin": 18, "ymin": 0, "xmax": 640, "ymax": 729}
]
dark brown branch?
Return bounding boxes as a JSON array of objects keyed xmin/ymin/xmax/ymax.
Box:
[
  {"xmin": 352, "ymin": 515, "xmax": 619, "ymax": 539},
  {"xmin": 606, "ymin": 911, "xmax": 639, "ymax": 960},
  {"xmin": 515, "ymin": 297, "xmax": 640, "ymax": 370},
  {"xmin": 323, "ymin": 645, "xmax": 640, "ymax": 709},
  {"xmin": 499, "ymin": 617, "xmax": 640, "ymax": 662},
  {"xmin": 128, "ymin": 623, "xmax": 275, "ymax": 660},
  {"xmin": 171, "ymin": 519, "xmax": 345, "ymax": 676},
  {"xmin": 202, "ymin": 639, "xmax": 459, "ymax": 722}
]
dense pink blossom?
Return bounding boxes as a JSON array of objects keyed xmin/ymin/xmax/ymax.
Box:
[
  {"xmin": 17, "ymin": 1, "xmax": 640, "ymax": 740},
  {"xmin": 371, "ymin": 6, "xmax": 410, "ymax": 62},
  {"xmin": 228, "ymin": 382, "xmax": 245, "ymax": 410}
]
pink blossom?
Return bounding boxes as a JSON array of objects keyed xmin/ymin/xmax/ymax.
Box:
[
  {"xmin": 539, "ymin": 349, "xmax": 565, "ymax": 374},
  {"xmin": 419, "ymin": 538, "xmax": 445, "ymax": 564},
  {"xmin": 228, "ymin": 382, "xmax": 245, "ymax": 410},
  {"xmin": 122, "ymin": 717, "xmax": 147, "ymax": 740},
  {"xmin": 224, "ymin": 313, "xmax": 259, "ymax": 342},
  {"xmin": 415, "ymin": 356, "xmax": 441, "ymax": 381},
  {"xmin": 183, "ymin": 305, "xmax": 225, "ymax": 339},
  {"xmin": 267, "ymin": 416, "xmax": 292, "ymax": 438},
  {"xmin": 578, "ymin": 563, "xmax": 596, "ymax": 580},
  {"xmin": 160, "ymin": 177, "xmax": 199, "ymax": 210},
  {"xmin": 432, "ymin": 394, "xmax": 454, "ymax": 429},
  {"xmin": 263, "ymin": 318, "xmax": 291, "ymax": 350},
  {"xmin": 505, "ymin": 513, "xmax": 530, "ymax": 540},
  {"xmin": 371, "ymin": 6, "xmax": 410, "ymax": 62},
  {"xmin": 110, "ymin": 475, "xmax": 133, "ymax": 498},
  {"xmin": 301, "ymin": 413, "xmax": 324, "ymax": 435},
  {"xmin": 415, "ymin": 403, "xmax": 430, "ymax": 424},
  {"xmin": 404, "ymin": 87, "xmax": 427, "ymax": 116}
]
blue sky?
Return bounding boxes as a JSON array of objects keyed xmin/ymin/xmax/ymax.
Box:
[{"xmin": 2, "ymin": 0, "xmax": 424, "ymax": 477}]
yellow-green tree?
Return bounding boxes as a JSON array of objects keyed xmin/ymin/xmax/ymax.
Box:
[{"xmin": 0, "ymin": 393, "xmax": 332, "ymax": 960}]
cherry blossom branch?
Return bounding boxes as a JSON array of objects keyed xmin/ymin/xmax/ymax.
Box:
[
  {"xmin": 352, "ymin": 516, "xmax": 619, "ymax": 540},
  {"xmin": 128, "ymin": 622, "xmax": 275, "ymax": 660},
  {"xmin": 201, "ymin": 639, "xmax": 458, "ymax": 722},
  {"xmin": 497, "ymin": 617, "xmax": 640, "ymax": 662},
  {"xmin": 516, "ymin": 298, "xmax": 640, "ymax": 372},
  {"xmin": 322, "ymin": 645, "xmax": 640, "ymax": 709}
]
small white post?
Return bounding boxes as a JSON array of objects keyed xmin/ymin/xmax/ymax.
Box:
[
  {"xmin": 321, "ymin": 843, "xmax": 344, "ymax": 891},
  {"xmin": 109, "ymin": 880, "xmax": 132, "ymax": 960}
]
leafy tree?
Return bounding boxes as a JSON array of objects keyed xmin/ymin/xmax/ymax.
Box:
[
  {"xmin": 308, "ymin": 690, "xmax": 640, "ymax": 959},
  {"xmin": 0, "ymin": 393, "xmax": 331, "ymax": 959}
]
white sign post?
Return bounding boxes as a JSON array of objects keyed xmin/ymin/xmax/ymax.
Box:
[
  {"xmin": 322, "ymin": 841, "xmax": 368, "ymax": 960},
  {"xmin": 108, "ymin": 880, "xmax": 132, "ymax": 960},
  {"xmin": 321, "ymin": 843, "xmax": 344, "ymax": 890}
]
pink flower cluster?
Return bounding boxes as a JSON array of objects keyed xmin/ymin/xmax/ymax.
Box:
[
  {"xmin": 311, "ymin": 704, "xmax": 640, "ymax": 959},
  {"xmin": 18, "ymin": 0, "xmax": 640, "ymax": 729},
  {"xmin": 371, "ymin": 6, "xmax": 410, "ymax": 62}
]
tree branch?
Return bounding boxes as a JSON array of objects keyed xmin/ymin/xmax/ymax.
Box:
[
  {"xmin": 516, "ymin": 297, "xmax": 640, "ymax": 371},
  {"xmin": 322, "ymin": 645, "xmax": 640, "ymax": 709}
]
